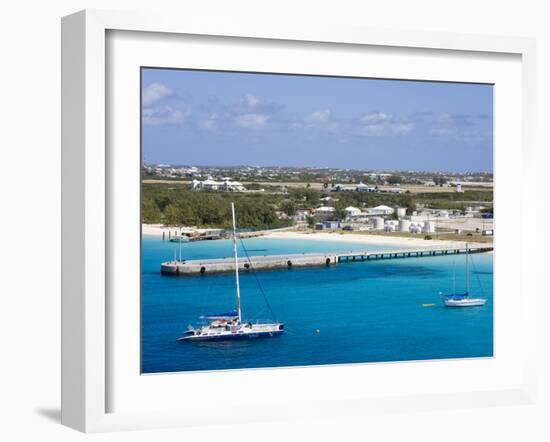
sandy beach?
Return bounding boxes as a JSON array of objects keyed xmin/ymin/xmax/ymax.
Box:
[
  {"xmin": 142, "ymin": 224, "xmax": 489, "ymax": 248},
  {"xmin": 142, "ymin": 224, "xmax": 176, "ymax": 236},
  {"xmin": 264, "ymin": 230, "xmax": 487, "ymax": 248}
]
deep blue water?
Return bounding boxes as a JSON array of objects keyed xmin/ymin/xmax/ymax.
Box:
[{"xmin": 141, "ymin": 235, "xmax": 493, "ymax": 373}]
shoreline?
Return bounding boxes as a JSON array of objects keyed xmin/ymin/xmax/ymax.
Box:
[
  {"xmin": 142, "ymin": 224, "xmax": 490, "ymax": 248},
  {"xmin": 264, "ymin": 231, "xmax": 487, "ymax": 248},
  {"xmin": 142, "ymin": 224, "xmax": 179, "ymax": 237}
]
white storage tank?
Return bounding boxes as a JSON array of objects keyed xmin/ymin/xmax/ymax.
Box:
[
  {"xmin": 399, "ymin": 219, "xmax": 411, "ymax": 232},
  {"xmin": 373, "ymin": 217, "xmax": 384, "ymax": 230},
  {"xmin": 396, "ymin": 207, "xmax": 407, "ymax": 218},
  {"xmin": 423, "ymin": 221, "xmax": 436, "ymax": 233}
]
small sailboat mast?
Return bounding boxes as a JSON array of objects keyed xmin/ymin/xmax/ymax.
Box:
[
  {"xmin": 465, "ymin": 243, "xmax": 470, "ymax": 294},
  {"xmin": 452, "ymin": 258, "xmax": 456, "ymax": 296},
  {"xmin": 442, "ymin": 242, "xmax": 486, "ymax": 307},
  {"xmin": 231, "ymin": 202, "xmax": 242, "ymax": 323}
]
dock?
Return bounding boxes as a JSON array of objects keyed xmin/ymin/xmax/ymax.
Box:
[{"xmin": 160, "ymin": 244, "xmax": 493, "ymax": 276}]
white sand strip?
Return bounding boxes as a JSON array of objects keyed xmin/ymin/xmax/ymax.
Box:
[{"xmin": 264, "ymin": 231, "xmax": 487, "ymax": 248}]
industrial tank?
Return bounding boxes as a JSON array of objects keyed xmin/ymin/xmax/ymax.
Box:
[
  {"xmin": 399, "ymin": 219, "xmax": 411, "ymax": 232},
  {"xmin": 396, "ymin": 207, "xmax": 407, "ymax": 218},
  {"xmin": 373, "ymin": 217, "xmax": 385, "ymax": 230},
  {"xmin": 423, "ymin": 221, "xmax": 436, "ymax": 233}
]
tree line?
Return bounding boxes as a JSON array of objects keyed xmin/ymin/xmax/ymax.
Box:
[
  {"xmin": 142, "ymin": 184, "xmax": 292, "ymax": 229},
  {"xmin": 142, "ymin": 183, "xmax": 493, "ymax": 228}
]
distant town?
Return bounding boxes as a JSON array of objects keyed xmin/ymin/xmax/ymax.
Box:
[{"xmin": 142, "ymin": 163, "xmax": 493, "ymax": 242}]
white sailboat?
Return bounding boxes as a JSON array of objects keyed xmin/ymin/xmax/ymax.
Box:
[
  {"xmin": 177, "ymin": 203, "xmax": 284, "ymax": 342},
  {"xmin": 442, "ymin": 244, "xmax": 487, "ymax": 307}
]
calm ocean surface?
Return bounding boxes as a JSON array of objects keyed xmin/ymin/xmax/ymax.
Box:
[{"xmin": 141, "ymin": 235, "xmax": 493, "ymax": 373}]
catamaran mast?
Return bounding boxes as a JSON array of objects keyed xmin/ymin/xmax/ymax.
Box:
[
  {"xmin": 179, "ymin": 227, "xmax": 182, "ymax": 262},
  {"xmin": 231, "ymin": 203, "xmax": 242, "ymax": 323}
]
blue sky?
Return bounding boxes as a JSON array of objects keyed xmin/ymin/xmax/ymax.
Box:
[{"xmin": 141, "ymin": 68, "xmax": 493, "ymax": 172}]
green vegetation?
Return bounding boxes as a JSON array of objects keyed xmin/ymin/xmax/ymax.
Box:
[
  {"xmin": 142, "ymin": 181, "xmax": 493, "ymax": 229},
  {"xmin": 415, "ymin": 189, "xmax": 493, "ymax": 211},
  {"xmin": 387, "ymin": 174, "xmax": 403, "ymax": 185},
  {"xmin": 142, "ymin": 184, "xmax": 292, "ymax": 229}
]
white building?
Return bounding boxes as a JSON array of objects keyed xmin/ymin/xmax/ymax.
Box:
[
  {"xmin": 368, "ymin": 205, "xmax": 395, "ymax": 216},
  {"xmin": 314, "ymin": 206, "xmax": 336, "ymax": 220},
  {"xmin": 344, "ymin": 206, "xmax": 362, "ymax": 218},
  {"xmin": 355, "ymin": 182, "xmax": 371, "ymax": 192},
  {"xmin": 333, "ymin": 183, "xmax": 357, "ymax": 192},
  {"xmin": 332, "ymin": 182, "xmax": 373, "ymax": 192},
  {"xmin": 191, "ymin": 178, "xmax": 246, "ymax": 192},
  {"xmin": 384, "ymin": 187, "xmax": 402, "ymax": 194},
  {"xmin": 315, "ymin": 206, "xmax": 336, "ymax": 214}
]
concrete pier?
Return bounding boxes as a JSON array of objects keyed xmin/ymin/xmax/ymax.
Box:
[{"xmin": 160, "ymin": 244, "xmax": 493, "ymax": 276}]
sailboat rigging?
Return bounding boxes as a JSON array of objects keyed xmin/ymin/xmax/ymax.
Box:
[
  {"xmin": 177, "ymin": 202, "xmax": 285, "ymax": 342},
  {"xmin": 441, "ymin": 243, "xmax": 487, "ymax": 307}
]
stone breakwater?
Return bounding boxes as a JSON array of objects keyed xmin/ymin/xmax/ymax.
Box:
[{"xmin": 160, "ymin": 245, "xmax": 494, "ymax": 276}]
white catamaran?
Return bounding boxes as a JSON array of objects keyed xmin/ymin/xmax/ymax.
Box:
[
  {"xmin": 441, "ymin": 244, "xmax": 487, "ymax": 307},
  {"xmin": 177, "ymin": 203, "xmax": 284, "ymax": 342}
]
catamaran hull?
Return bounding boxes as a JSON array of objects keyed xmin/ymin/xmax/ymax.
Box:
[{"xmin": 178, "ymin": 329, "xmax": 284, "ymax": 342}]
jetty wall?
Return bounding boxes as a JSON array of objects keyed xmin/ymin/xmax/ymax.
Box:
[{"xmin": 160, "ymin": 245, "xmax": 493, "ymax": 276}]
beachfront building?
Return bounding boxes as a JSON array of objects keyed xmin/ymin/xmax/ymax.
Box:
[
  {"xmin": 191, "ymin": 178, "xmax": 246, "ymax": 192},
  {"xmin": 344, "ymin": 206, "xmax": 362, "ymax": 218},
  {"xmin": 314, "ymin": 221, "xmax": 341, "ymax": 230},
  {"xmin": 313, "ymin": 206, "xmax": 336, "ymax": 221},
  {"xmin": 290, "ymin": 209, "xmax": 312, "ymax": 222},
  {"xmin": 367, "ymin": 205, "xmax": 395, "ymax": 216}
]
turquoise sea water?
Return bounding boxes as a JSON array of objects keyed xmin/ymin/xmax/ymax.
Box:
[{"xmin": 141, "ymin": 235, "xmax": 493, "ymax": 373}]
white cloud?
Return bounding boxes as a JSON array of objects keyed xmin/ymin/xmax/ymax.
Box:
[
  {"xmin": 356, "ymin": 111, "xmax": 412, "ymax": 137},
  {"xmin": 199, "ymin": 114, "xmax": 218, "ymax": 131},
  {"xmin": 357, "ymin": 121, "xmax": 413, "ymax": 136},
  {"xmin": 242, "ymin": 93, "xmax": 260, "ymax": 109},
  {"xmin": 235, "ymin": 93, "xmax": 283, "ymax": 115},
  {"xmin": 306, "ymin": 109, "xmax": 331, "ymax": 124},
  {"xmin": 429, "ymin": 127, "xmax": 455, "ymax": 136},
  {"xmin": 235, "ymin": 113, "xmax": 269, "ymax": 128},
  {"xmin": 142, "ymin": 106, "xmax": 189, "ymax": 126},
  {"xmin": 142, "ymin": 83, "xmax": 173, "ymax": 106},
  {"xmin": 392, "ymin": 123, "xmax": 414, "ymax": 134},
  {"xmin": 360, "ymin": 112, "xmax": 391, "ymax": 123}
]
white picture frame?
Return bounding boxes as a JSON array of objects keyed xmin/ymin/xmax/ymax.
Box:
[{"xmin": 61, "ymin": 9, "xmax": 537, "ymax": 433}]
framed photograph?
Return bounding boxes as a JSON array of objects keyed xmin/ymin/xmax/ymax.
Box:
[{"xmin": 61, "ymin": 9, "xmax": 537, "ymax": 432}]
